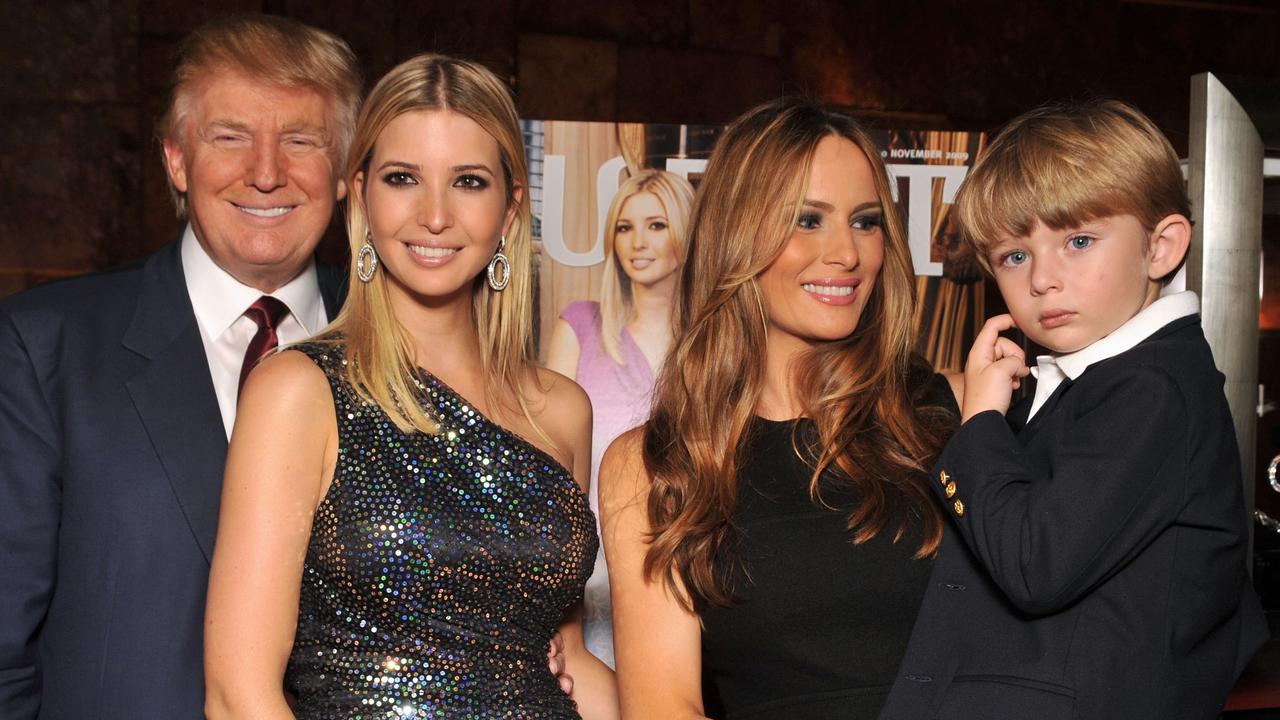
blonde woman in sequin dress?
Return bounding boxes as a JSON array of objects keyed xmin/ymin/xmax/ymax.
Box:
[{"xmin": 204, "ymin": 54, "xmax": 618, "ymax": 720}]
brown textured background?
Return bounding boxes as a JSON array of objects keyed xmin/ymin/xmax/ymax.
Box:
[{"xmin": 1, "ymin": 0, "xmax": 1278, "ymax": 297}]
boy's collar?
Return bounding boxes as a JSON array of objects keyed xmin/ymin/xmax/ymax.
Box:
[
  {"xmin": 1025, "ymin": 291, "xmax": 1199, "ymax": 421},
  {"xmin": 1047, "ymin": 290, "xmax": 1200, "ymax": 381}
]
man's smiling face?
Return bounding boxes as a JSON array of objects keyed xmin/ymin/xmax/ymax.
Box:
[{"xmin": 163, "ymin": 70, "xmax": 346, "ymax": 292}]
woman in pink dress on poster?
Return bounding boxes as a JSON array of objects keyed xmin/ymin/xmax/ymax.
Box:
[{"xmin": 544, "ymin": 169, "xmax": 695, "ymax": 668}]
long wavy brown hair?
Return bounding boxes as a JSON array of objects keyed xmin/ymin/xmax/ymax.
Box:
[{"xmin": 641, "ymin": 97, "xmax": 954, "ymax": 610}]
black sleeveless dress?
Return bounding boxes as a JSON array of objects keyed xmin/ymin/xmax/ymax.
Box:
[
  {"xmin": 283, "ymin": 343, "xmax": 598, "ymax": 719},
  {"xmin": 700, "ymin": 373, "xmax": 959, "ymax": 720}
]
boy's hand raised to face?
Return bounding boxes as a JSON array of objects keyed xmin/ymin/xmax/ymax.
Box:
[{"xmin": 962, "ymin": 314, "xmax": 1030, "ymax": 423}]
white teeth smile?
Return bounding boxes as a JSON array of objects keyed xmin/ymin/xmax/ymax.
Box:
[
  {"xmin": 236, "ymin": 206, "xmax": 293, "ymax": 218},
  {"xmin": 802, "ymin": 283, "xmax": 854, "ymax": 297},
  {"xmin": 408, "ymin": 245, "xmax": 458, "ymax": 258}
]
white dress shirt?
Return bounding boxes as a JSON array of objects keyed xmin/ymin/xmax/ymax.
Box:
[
  {"xmin": 1026, "ymin": 291, "xmax": 1200, "ymax": 421},
  {"xmin": 181, "ymin": 226, "xmax": 329, "ymax": 438}
]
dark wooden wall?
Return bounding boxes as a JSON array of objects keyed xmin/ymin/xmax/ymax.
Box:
[{"xmin": 2, "ymin": 0, "xmax": 1277, "ymax": 296}]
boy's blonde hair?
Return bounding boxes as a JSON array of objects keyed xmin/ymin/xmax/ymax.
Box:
[{"xmin": 955, "ymin": 99, "xmax": 1191, "ymax": 273}]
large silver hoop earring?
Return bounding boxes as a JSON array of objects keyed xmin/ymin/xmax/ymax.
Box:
[
  {"xmin": 356, "ymin": 230, "xmax": 378, "ymax": 283},
  {"xmin": 487, "ymin": 235, "xmax": 510, "ymax": 291}
]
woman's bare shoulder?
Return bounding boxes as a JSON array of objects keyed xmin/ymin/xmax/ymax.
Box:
[
  {"xmin": 531, "ymin": 366, "xmax": 591, "ymax": 429},
  {"xmin": 534, "ymin": 364, "xmax": 590, "ymax": 405},
  {"xmin": 224, "ymin": 348, "xmax": 338, "ymax": 506},
  {"xmin": 241, "ymin": 349, "xmax": 332, "ymax": 407},
  {"xmin": 602, "ymin": 426, "xmax": 644, "ymax": 468},
  {"xmin": 525, "ymin": 367, "xmax": 592, "ymax": 473},
  {"xmin": 599, "ymin": 426, "xmax": 650, "ymax": 501}
]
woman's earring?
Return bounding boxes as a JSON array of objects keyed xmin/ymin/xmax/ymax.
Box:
[
  {"xmin": 487, "ymin": 235, "xmax": 510, "ymax": 291},
  {"xmin": 356, "ymin": 230, "xmax": 378, "ymax": 283}
]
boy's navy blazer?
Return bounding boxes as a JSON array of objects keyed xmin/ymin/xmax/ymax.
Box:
[
  {"xmin": 0, "ymin": 239, "xmax": 345, "ymax": 719},
  {"xmin": 882, "ymin": 315, "xmax": 1268, "ymax": 720}
]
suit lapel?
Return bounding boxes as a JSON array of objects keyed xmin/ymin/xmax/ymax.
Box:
[
  {"xmin": 1015, "ymin": 378, "xmax": 1074, "ymax": 444},
  {"xmin": 1007, "ymin": 388, "xmax": 1034, "ymax": 432},
  {"xmin": 122, "ymin": 242, "xmax": 227, "ymax": 563}
]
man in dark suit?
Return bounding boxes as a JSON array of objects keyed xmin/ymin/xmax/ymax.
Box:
[{"xmin": 0, "ymin": 15, "xmax": 361, "ymax": 718}]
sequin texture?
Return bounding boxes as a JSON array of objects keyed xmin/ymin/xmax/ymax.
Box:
[{"xmin": 285, "ymin": 343, "xmax": 598, "ymax": 719}]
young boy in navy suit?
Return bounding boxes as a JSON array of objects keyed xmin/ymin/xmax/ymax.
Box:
[{"xmin": 885, "ymin": 100, "xmax": 1266, "ymax": 720}]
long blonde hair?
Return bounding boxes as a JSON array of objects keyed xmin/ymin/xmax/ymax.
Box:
[
  {"xmin": 598, "ymin": 169, "xmax": 695, "ymax": 363},
  {"xmin": 641, "ymin": 97, "xmax": 954, "ymax": 610},
  {"xmin": 322, "ymin": 54, "xmax": 536, "ymax": 436}
]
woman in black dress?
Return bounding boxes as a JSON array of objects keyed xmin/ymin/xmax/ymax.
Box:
[
  {"xmin": 204, "ymin": 54, "xmax": 617, "ymax": 719},
  {"xmin": 600, "ymin": 97, "xmax": 959, "ymax": 719}
]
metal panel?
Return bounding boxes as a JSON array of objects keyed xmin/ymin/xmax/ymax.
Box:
[{"xmin": 1187, "ymin": 72, "xmax": 1263, "ymax": 551}]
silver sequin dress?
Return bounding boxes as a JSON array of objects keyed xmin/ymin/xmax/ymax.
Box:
[{"xmin": 284, "ymin": 343, "xmax": 598, "ymax": 719}]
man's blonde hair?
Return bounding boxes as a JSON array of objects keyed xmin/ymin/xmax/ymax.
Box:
[
  {"xmin": 956, "ymin": 99, "xmax": 1191, "ymax": 272},
  {"xmin": 158, "ymin": 14, "xmax": 362, "ymax": 216}
]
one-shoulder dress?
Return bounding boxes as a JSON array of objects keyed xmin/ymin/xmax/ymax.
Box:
[{"xmin": 283, "ymin": 342, "xmax": 598, "ymax": 719}]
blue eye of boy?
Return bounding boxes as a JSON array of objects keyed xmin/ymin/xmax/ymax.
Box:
[
  {"xmin": 1068, "ymin": 235, "xmax": 1094, "ymax": 250},
  {"xmin": 1002, "ymin": 251, "xmax": 1029, "ymax": 267}
]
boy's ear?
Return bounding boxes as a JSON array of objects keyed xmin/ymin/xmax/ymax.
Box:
[{"xmin": 1147, "ymin": 213, "xmax": 1191, "ymax": 281}]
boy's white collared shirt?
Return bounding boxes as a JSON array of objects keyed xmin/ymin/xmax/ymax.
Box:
[{"xmin": 1026, "ymin": 291, "xmax": 1200, "ymax": 421}]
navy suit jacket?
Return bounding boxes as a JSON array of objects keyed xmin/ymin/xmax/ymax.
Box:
[
  {"xmin": 0, "ymin": 240, "xmax": 344, "ymax": 719},
  {"xmin": 881, "ymin": 316, "xmax": 1268, "ymax": 720}
]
